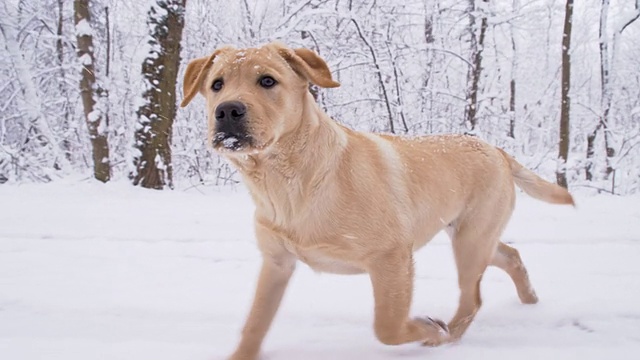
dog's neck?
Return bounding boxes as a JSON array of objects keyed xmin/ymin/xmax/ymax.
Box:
[{"xmin": 229, "ymin": 92, "xmax": 346, "ymax": 226}]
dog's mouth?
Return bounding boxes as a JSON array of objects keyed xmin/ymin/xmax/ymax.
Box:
[{"xmin": 212, "ymin": 132, "xmax": 253, "ymax": 152}]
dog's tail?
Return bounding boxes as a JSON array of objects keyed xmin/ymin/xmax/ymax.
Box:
[{"xmin": 498, "ymin": 148, "xmax": 575, "ymax": 206}]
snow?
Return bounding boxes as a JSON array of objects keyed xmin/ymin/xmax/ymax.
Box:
[
  {"xmin": 233, "ymin": 51, "xmax": 247, "ymax": 64},
  {"xmin": 222, "ymin": 136, "xmax": 239, "ymax": 149},
  {"xmin": 79, "ymin": 53, "xmax": 93, "ymax": 66},
  {"xmin": 155, "ymin": 153, "xmax": 166, "ymax": 170},
  {"xmin": 87, "ymin": 109, "xmax": 101, "ymax": 123},
  {"xmin": 75, "ymin": 19, "xmax": 93, "ymax": 37},
  {"xmin": 1, "ymin": 181, "xmax": 639, "ymax": 360}
]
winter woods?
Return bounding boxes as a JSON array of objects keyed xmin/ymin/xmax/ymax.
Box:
[{"xmin": 1, "ymin": 0, "xmax": 639, "ymax": 193}]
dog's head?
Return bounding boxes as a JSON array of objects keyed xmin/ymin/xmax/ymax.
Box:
[{"xmin": 180, "ymin": 42, "xmax": 340, "ymax": 155}]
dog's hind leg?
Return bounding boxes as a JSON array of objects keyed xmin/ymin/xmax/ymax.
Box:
[
  {"xmin": 490, "ymin": 242, "xmax": 539, "ymax": 304},
  {"xmin": 368, "ymin": 247, "xmax": 449, "ymax": 346}
]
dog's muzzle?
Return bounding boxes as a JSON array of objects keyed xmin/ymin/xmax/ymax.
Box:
[{"xmin": 213, "ymin": 101, "xmax": 251, "ymax": 151}]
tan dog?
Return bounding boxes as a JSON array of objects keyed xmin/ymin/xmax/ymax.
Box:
[{"xmin": 180, "ymin": 42, "xmax": 574, "ymax": 359}]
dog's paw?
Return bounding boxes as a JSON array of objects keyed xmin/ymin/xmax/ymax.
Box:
[
  {"xmin": 228, "ymin": 350, "xmax": 258, "ymax": 360},
  {"xmin": 414, "ymin": 316, "xmax": 450, "ymax": 347},
  {"xmin": 519, "ymin": 288, "xmax": 539, "ymax": 304},
  {"xmin": 228, "ymin": 355, "xmax": 256, "ymax": 360}
]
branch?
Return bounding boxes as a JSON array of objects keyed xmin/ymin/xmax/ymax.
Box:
[
  {"xmin": 425, "ymin": 46, "xmax": 474, "ymax": 68},
  {"xmin": 619, "ymin": 0, "xmax": 640, "ymax": 33},
  {"xmin": 275, "ymin": 0, "xmax": 313, "ymax": 31},
  {"xmin": 620, "ymin": 13, "xmax": 639, "ymax": 33},
  {"xmin": 350, "ymin": 17, "xmax": 396, "ymax": 133}
]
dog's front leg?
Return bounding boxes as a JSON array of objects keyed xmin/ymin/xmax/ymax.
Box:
[
  {"xmin": 369, "ymin": 248, "xmax": 449, "ymax": 346},
  {"xmin": 230, "ymin": 235, "xmax": 296, "ymax": 360}
]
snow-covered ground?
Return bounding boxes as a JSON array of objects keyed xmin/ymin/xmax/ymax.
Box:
[{"xmin": 1, "ymin": 181, "xmax": 639, "ymax": 360}]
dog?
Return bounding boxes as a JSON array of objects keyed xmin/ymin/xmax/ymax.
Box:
[{"xmin": 180, "ymin": 42, "xmax": 574, "ymax": 359}]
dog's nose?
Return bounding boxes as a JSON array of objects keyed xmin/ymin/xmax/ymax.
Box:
[{"xmin": 215, "ymin": 101, "xmax": 246, "ymax": 122}]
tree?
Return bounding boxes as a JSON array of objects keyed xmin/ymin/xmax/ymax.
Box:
[
  {"xmin": 57, "ymin": 0, "xmax": 72, "ymax": 161},
  {"xmin": 351, "ymin": 18, "xmax": 396, "ymax": 134},
  {"xmin": 508, "ymin": 0, "xmax": 519, "ymax": 139},
  {"xmin": 74, "ymin": 0, "xmax": 111, "ymax": 182},
  {"xmin": 0, "ymin": 1, "xmax": 70, "ymax": 180},
  {"xmin": 586, "ymin": 0, "xmax": 639, "ymax": 183},
  {"xmin": 556, "ymin": 0, "xmax": 573, "ymax": 189},
  {"xmin": 131, "ymin": 0, "xmax": 187, "ymax": 189},
  {"xmin": 464, "ymin": 0, "xmax": 489, "ymax": 132}
]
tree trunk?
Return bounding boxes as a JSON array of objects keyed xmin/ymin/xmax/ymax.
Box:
[
  {"xmin": 131, "ymin": 0, "xmax": 187, "ymax": 189},
  {"xmin": 74, "ymin": 0, "xmax": 111, "ymax": 182},
  {"xmin": 585, "ymin": 122, "xmax": 602, "ymax": 181},
  {"xmin": 556, "ymin": 0, "xmax": 573, "ymax": 188},
  {"xmin": 424, "ymin": 2, "xmax": 435, "ymax": 45},
  {"xmin": 104, "ymin": 6, "xmax": 111, "ymax": 131},
  {"xmin": 422, "ymin": 0, "xmax": 437, "ymax": 134},
  {"xmin": 587, "ymin": 0, "xmax": 611, "ymax": 181},
  {"xmin": 508, "ymin": 0, "xmax": 519, "ymax": 139},
  {"xmin": 386, "ymin": 24, "xmax": 408, "ymax": 133},
  {"xmin": 57, "ymin": 0, "xmax": 72, "ymax": 162},
  {"xmin": 464, "ymin": 0, "xmax": 489, "ymax": 132},
  {"xmin": 508, "ymin": 79, "xmax": 516, "ymax": 138}
]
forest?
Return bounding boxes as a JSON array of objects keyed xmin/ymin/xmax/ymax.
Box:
[{"xmin": 1, "ymin": 0, "xmax": 639, "ymax": 194}]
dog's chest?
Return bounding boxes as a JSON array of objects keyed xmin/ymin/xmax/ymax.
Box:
[{"xmin": 283, "ymin": 242, "xmax": 365, "ymax": 275}]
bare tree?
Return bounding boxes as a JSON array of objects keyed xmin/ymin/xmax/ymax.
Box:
[
  {"xmin": 131, "ymin": 0, "xmax": 187, "ymax": 189},
  {"xmin": 464, "ymin": 0, "xmax": 489, "ymax": 132},
  {"xmin": 385, "ymin": 24, "xmax": 409, "ymax": 134},
  {"xmin": 56, "ymin": 0, "xmax": 73, "ymax": 161},
  {"xmin": 74, "ymin": 0, "xmax": 111, "ymax": 182},
  {"xmin": 557, "ymin": 0, "xmax": 573, "ymax": 188},
  {"xmin": 508, "ymin": 0, "xmax": 519, "ymax": 139},
  {"xmin": 351, "ymin": 18, "xmax": 396, "ymax": 134},
  {"xmin": 0, "ymin": 1, "xmax": 70, "ymax": 178},
  {"xmin": 587, "ymin": 0, "xmax": 639, "ymax": 183}
]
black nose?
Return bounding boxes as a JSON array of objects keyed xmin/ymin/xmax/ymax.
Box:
[{"xmin": 215, "ymin": 101, "xmax": 246, "ymax": 122}]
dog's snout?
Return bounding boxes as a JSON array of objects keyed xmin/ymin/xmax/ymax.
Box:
[
  {"xmin": 213, "ymin": 101, "xmax": 250, "ymax": 151},
  {"xmin": 216, "ymin": 101, "xmax": 246, "ymax": 122}
]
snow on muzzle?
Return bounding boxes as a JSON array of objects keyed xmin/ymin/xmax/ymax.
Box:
[{"xmin": 212, "ymin": 132, "xmax": 252, "ymax": 151}]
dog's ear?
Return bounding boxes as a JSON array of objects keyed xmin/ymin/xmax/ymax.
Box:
[
  {"xmin": 181, "ymin": 49, "xmax": 226, "ymax": 108},
  {"xmin": 277, "ymin": 46, "xmax": 340, "ymax": 88}
]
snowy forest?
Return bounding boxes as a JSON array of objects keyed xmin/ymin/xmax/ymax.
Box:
[{"xmin": 1, "ymin": 0, "xmax": 639, "ymax": 194}]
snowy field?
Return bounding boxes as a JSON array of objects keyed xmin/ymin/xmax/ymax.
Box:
[{"xmin": 1, "ymin": 180, "xmax": 640, "ymax": 360}]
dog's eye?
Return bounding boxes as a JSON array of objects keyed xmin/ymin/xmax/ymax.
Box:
[
  {"xmin": 211, "ymin": 79, "xmax": 224, "ymax": 92},
  {"xmin": 259, "ymin": 76, "xmax": 277, "ymax": 89}
]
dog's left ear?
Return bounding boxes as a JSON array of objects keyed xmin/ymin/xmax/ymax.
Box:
[{"xmin": 277, "ymin": 46, "xmax": 340, "ymax": 88}]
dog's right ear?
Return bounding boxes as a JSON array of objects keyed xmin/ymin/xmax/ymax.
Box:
[
  {"xmin": 274, "ymin": 45, "xmax": 340, "ymax": 88},
  {"xmin": 181, "ymin": 49, "xmax": 225, "ymax": 108}
]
